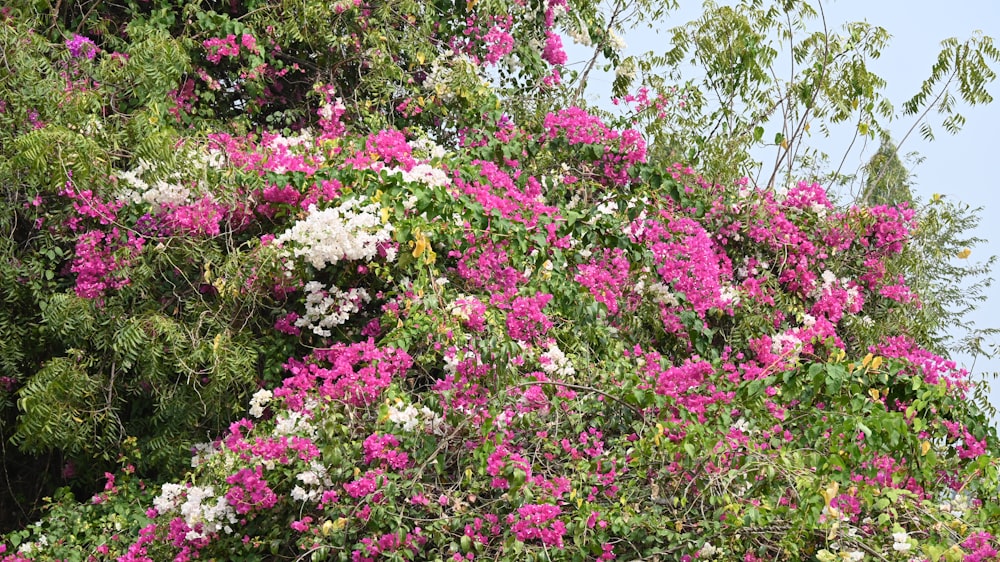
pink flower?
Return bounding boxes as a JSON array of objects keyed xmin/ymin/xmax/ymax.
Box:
[
  {"xmin": 66, "ymin": 34, "xmax": 98, "ymax": 60},
  {"xmin": 542, "ymin": 31, "xmax": 567, "ymax": 65}
]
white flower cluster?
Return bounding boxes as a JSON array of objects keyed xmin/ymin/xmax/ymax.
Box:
[
  {"xmin": 154, "ymin": 483, "xmax": 236, "ymax": 539},
  {"xmin": 276, "ymin": 199, "xmax": 393, "ymax": 270},
  {"xmin": 116, "ymin": 146, "xmax": 227, "ymax": 206},
  {"xmin": 697, "ymin": 542, "xmax": 720, "ymax": 559},
  {"xmin": 608, "ymin": 29, "xmax": 627, "ymax": 51},
  {"xmin": 815, "ymin": 269, "xmax": 860, "ymax": 306},
  {"xmin": 15, "ymin": 533, "xmax": 48, "ymax": 557},
  {"xmin": 190, "ymin": 441, "xmax": 219, "ymax": 468},
  {"xmin": 595, "ymin": 200, "xmax": 618, "ymax": 216},
  {"xmin": 810, "ymin": 202, "xmax": 829, "ymax": 219},
  {"xmin": 771, "ymin": 332, "xmax": 803, "ymax": 357},
  {"xmin": 295, "ymin": 282, "xmax": 371, "ymax": 337},
  {"xmin": 539, "ymin": 342, "xmax": 575, "ymax": 378},
  {"xmin": 423, "ymin": 52, "xmax": 483, "ymax": 102},
  {"xmin": 730, "ymin": 417, "xmax": 751, "ymax": 433},
  {"xmin": 408, "ymin": 137, "xmax": 447, "ymax": 160},
  {"xmin": 817, "ymin": 550, "xmax": 864, "ymax": 562},
  {"xmin": 719, "ymin": 285, "xmax": 741, "ymax": 306},
  {"xmin": 273, "ymin": 407, "xmax": 317, "ymax": 438},
  {"xmin": 892, "ymin": 531, "xmax": 912, "ymax": 552},
  {"xmin": 939, "ymin": 493, "xmax": 970, "ymax": 518},
  {"xmin": 387, "ymin": 402, "xmax": 447, "ymax": 435},
  {"xmin": 249, "ymin": 389, "xmax": 273, "ymax": 418},
  {"xmin": 117, "ymin": 160, "xmax": 193, "ymax": 207},
  {"xmin": 447, "ymin": 296, "xmax": 480, "ymax": 322},
  {"xmin": 264, "ymin": 129, "xmax": 315, "ymax": 150},
  {"xmin": 290, "ymin": 461, "xmax": 332, "ymax": 503},
  {"xmin": 546, "ymin": 0, "xmax": 568, "ymax": 20},
  {"xmin": 389, "ymin": 163, "xmax": 452, "ymax": 188},
  {"xmin": 735, "ymin": 256, "xmax": 770, "ymax": 279},
  {"xmin": 636, "ymin": 279, "xmax": 679, "ymax": 307},
  {"xmin": 567, "ymin": 23, "xmax": 592, "ymax": 46}
]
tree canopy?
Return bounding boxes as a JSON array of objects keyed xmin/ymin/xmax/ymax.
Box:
[{"xmin": 2, "ymin": 1, "xmax": 1000, "ymax": 561}]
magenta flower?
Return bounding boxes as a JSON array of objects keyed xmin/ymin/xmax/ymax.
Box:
[{"xmin": 66, "ymin": 34, "xmax": 98, "ymax": 60}]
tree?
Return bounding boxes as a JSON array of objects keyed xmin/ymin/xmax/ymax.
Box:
[
  {"xmin": 861, "ymin": 137, "xmax": 913, "ymax": 207},
  {"xmin": 2, "ymin": 1, "xmax": 1000, "ymax": 560}
]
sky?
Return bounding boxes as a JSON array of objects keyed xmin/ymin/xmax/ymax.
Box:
[{"xmin": 569, "ymin": 1, "xmax": 1000, "ymax": 410}]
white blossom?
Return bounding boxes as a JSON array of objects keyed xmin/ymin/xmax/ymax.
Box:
[
  {"xmin": 892, "ymin": 531, "xmax": 911, "ymax": 552},
  {"xmin": 697, "ymin": 542, "xmax": 719, "ymax": 558},
  {"xmin": 539, "ymin": 342, "xmax": 575, "ymax": 378},
  {"xmin": 248, "ymin": 389, "xmax": 273, "ymax": 418},
  {"xmin": 295, "ymin": 282, "xmax": 371, "ymax": 337},
  {"xmin": 387, "ymin": 403, "xmax": 447, "ymax": 434},
  {"xmin": 154, "ymin": 484, "xmax": 236, "ymax": 538},
  {"xmin": 275, "ymin": 199, "xmax": 393, "ymax": 270}
]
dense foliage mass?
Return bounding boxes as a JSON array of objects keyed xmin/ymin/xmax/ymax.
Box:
[{"xmin": 1, "ymin": 0, "xmax": 999, "ymax": 560}]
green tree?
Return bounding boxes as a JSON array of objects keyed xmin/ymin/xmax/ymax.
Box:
[
  {"xmin": 1, "ymin": 3, "xmax": 1000, "ymax": 560},
  {"xmin": 861, "ymin": 137, "xmax": 913, "ymax": 206}
]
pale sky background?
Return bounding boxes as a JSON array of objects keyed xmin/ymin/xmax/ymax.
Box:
[{"xmin": 570, "ymin": 1, "xmax": 1000, "ymax": 412}]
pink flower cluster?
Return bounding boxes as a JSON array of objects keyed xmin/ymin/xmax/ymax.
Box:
[
  {"xmin": 542, "ymin": 107, "xmax": 647, "ymax": 185},
  {"xmin": 225, "ymin": 465, "xmax": 278, "ymax": 514},
  {"xmin": 505, "ymin": 293, "xmax": 554, "ymax": 342},
  {"xmin": 452, "ymin": 15, "xmax": 515, "ymax": 66},
  {"xmin": 507, "ymin": 503, "xmax": 566, "ymax": 547},
  {"xmin": 575, "ymin": 248, "xmax": 632, "ymax": 315},
  {"xmin": 203, "ymin": 34, "xmax": 259, "ymax": 64},
  {"xmin": 66, "ymin": 34, "xmax": 98, "ymax": 60},
  {"xmin": 362, "ymin": 433, "xmax": 410, "ymax": 469},
  {"xmin": 275, "ymin": 341, "xmax": 413, "ymax": 409},
  {"xmin": 70, "ymin": 228, "xmax": 144, "ymax": 299}
]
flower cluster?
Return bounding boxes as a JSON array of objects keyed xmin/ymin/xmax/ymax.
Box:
[
  {"xmin": 65, "ymin": 34, "xmax": 98, "ymax": 60},
  {"xmin": 296, "ymin": 282, "xmax": 371, "ymax": 337},
  {"xmin": 275, "ymin": 199, "xmax": 393, "ymax": 270}
]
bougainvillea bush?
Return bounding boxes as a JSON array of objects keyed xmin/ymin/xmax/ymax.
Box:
[{"xmin": 2, "ymin": 0, "xmax": 1000, "ymax": 561}]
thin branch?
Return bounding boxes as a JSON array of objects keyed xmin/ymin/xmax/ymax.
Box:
[{"xmin": 510, "ymin": 379, "xmax": 643, "ymax": 418}]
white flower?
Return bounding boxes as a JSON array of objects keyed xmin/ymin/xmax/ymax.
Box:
[
  {"xmin": 273, "ymin": 410, "xmax": 317, "ymax": 437},
  {"xmin": 389, "ymin": 163, "xmax": 451, "ymax": 188},
  {"xmin": 190, "ymin": 441, "xmax": 219, "ymax": 468},
  {"xmin": 275, "ymin": 199, "xmax": 393, "ymax": 270},
  {"xmin": 387, "ymin": 402, "xmax": 447, "ymax": 434},
  {"xmin": 771, "ymin": 332, "xmax": 803, "ymax": 357},
  {"xmin": 731, "ymin": 418, "xmax": 750, "ymax": 433},
  {"xmin": 596, "ymin": 200, "xmax": 618, "ymax": 215},
  {"xmin": 294, "ymin": 283, "xmax": 371, "ymax": 337},
  {"xmin": 539, "ymin": 342, "xmax": 575, "ymax": 377},
  {"xmin": 697, "ymin": 542, "xmax": 718, "ymax": 558},
  {"xmin": 810, "ymin": 202, "xmax": 829, "ymax": 218},
  {"xmin": 291, "ymin": 485, "xmax": 315, "ymax": 502},
  {"xmin": 720, "ymin": 285, "xmax": 741, "ymax": 306},
  {"xmin": 645, "ymin": 282, "xmax": 679, "ymax": 306},
  {"xmin": 608, "ymin": 29, "xmax": 627, "ymax": 51},
  {"xmin": 248, "ymin": 389, "xmax": 273, "ymax": 418},
  {"xmin": 567, "ymin": 24, "xmax": 592, "ymax": 46},
  {"xmin": 154, "ymin": 483, "xmax": 186, "ymax": 513},
  {"xmin": 154, "ymin": 485, "xmax": 237, "ymax": 537},
  {"xmin": 297, "ymin": 470, "xmax": 321, "ymax": 486},
  {"xmin": 891, "ymin": 531, "xmax": 911, "ymax": 552}
]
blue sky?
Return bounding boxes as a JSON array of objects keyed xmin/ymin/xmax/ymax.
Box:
[
  {"xmin": 570, "ymin": 1, "xmax": 1000, "ymax": 408},
  {"xmin": 807, "ymin": 0, "xmax": 1000, "ymax": 405}
]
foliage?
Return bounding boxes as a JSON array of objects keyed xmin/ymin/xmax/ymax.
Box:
[
  {"xmin": 0, "ymin": 0, "xmax": 999, "ymax": 561},
  {"xmin": 589, "ymin": 0, "xmax": 1000, "ymax": 192}
]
